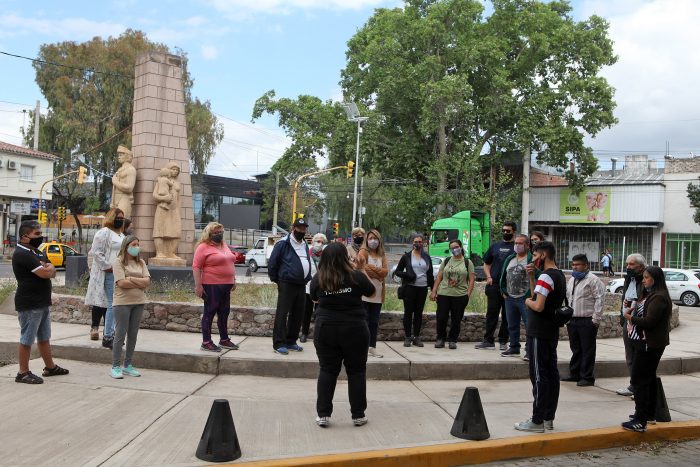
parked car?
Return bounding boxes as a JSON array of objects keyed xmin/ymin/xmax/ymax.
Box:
[
  {"xmin": 38, "ymin": 241, "xmax": 83, "ymax": 268},
  {"xmin": 606, "ymin": 268, "xmax": 700, "ymax": 307},
  {"xmin": 227, "ymin": 245, "xmax": 247, "ymax": 265}
]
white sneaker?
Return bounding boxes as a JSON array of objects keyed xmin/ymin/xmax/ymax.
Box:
[
  {"xmin": 368, "ymin": 347, "xmax": 383, "ymax": 358},
  {"xmin": 316, "ymin": 416, "xmax": 330, "ymax": 427},
  {"xmin": 353, "ymin": 416, "xmax": 368, "ymax": 426},
  {"xmin": 616, "ymin": 387, "xmax": 633, "ymax": 396},
  {"xmin": 514, "ymin": 418, "xmax": 545, "ymax": 433}
]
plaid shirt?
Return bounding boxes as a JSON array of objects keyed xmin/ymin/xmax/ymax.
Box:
[{"xmin": 566, "ymin": 272, "xmax": 605, "ymax": 323}]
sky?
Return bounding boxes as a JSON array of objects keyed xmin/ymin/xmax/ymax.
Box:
[{"xmin": 0, "ymin": 0, "xmax": 699, "ymax": 179}]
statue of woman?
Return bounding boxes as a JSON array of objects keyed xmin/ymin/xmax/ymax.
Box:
[
  {"xmin": 152, "ymin": 162, "xmax": 183, "ymax": 259},
  {"xmin": 111, "ymin": 145, "xmax": 136, "ymax": 218}
]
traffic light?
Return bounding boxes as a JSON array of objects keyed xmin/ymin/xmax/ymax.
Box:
[
  {"xmin": 346, "ymin": 161, "xmax": 355, "ymax": 178},
  {"xmin": 77, "ymin": 166, "xmax": 87, "ymax": 184},
  {"xmin": 332, "ymin": 222, "xmax": 339, "ymax": 236},
  {"xmin": 38, "ymin": 211, "xmax": 47, "ymax": 224},
  {"xmin": 57, "ymin": 206, "xmax": 66, "ymax": 221}
]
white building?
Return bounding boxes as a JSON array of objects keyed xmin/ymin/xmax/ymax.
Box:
[
  {"xmin": 0, "ymin": 141, "xmax": 57, "ymax": 243},
  {"xmin": 662, "ymin": 155, "xmax": 700, "ymax": 269}
]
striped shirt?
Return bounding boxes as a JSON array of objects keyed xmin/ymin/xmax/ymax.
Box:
[
  {"xmin": 534, "ymin": 273, "xmax": 555, "ymax": 297},
  {"xmin": 566, "ymin": 273, "xmax": 605, "ymax": 322},
  {"xmin": 627, "ymin": 297, "xmax": 647, "ymax": 341}
]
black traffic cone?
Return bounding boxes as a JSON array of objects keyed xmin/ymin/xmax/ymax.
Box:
[
  {"xmin": 196, "ymin": 399, "xmax": 242, "ymax": 462},
  {"xmin": 654, "ymin": 377, "xmax": 672, "ymax": 422},
  {"xmin": 450, "ymin": 387, "xmax": 490, "ymax": 440}
]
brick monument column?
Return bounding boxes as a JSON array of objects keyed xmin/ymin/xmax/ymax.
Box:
[{"xmin": 131, "ymin": 52, "xmax": 195, "ymax": 265}]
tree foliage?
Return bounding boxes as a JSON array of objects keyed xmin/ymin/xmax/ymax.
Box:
[{"xmin": 688, "ymin": 179, "xmax": 700, "ymax": 225}]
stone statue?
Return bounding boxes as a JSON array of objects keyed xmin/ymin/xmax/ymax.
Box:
[
  {"xmin": 152, "ymin": 162, "xmax": 184, "ymax": 263},
  {"xmin": 111, "ymin": 145, "xmax": 137, "ymax": 218}
]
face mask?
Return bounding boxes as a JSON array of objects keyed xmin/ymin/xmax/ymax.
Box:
[
  {"xmin": 293, "ymin": 230, "xmax": 305, "ymax": 241},
  {"xmin": 451, "ymin": 247, "xmax": 462, "ymax": 257},
  {"xmin": 626, "ymin": 268, "xmax": 640, "ymax": 278},
  {"xmin": 211, "ymin": 233, "xmax": 223, "ymax": 244},
  {"xmin": 514, "ymin": 244, "xmax": 526, "ymax": 254},
  {"xmin": 127, "ymin": 246, "xmax": 140, "ymax": 257},
  {"xmin": 353, "ymin": 236, "xmax": 364, "ymax": 245},
  {"xmin": 27, "ymin": 236, "xmax": 43, "ymax": 248},
  {"xmin": 113, "ymin": 219, "xmax": 124, "ymax": 229},
  {"xmin": 368, "ymin": 239, "xmax": 379, "ymax": 250},
  {"xmin": 312, "ymin": 243, "xmax": 324, "ymax": 253},
  {"xmin": 572, "ymin": 270, "xmax": 588, "ymax": 280},
  {"xmin": 503, "ymin": 233, "xmax": 513, "ymax": 241},
  {"xmin": 413, "ymin": 243, "xmax": 422, "ymax": 250}
]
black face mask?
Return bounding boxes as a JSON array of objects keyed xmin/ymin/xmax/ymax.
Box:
[
  {"xmin": 113, "ymin": 219, "xmax": 124, "ymax": 229},
  {"xmin": 353, "ymin": 236, "xmax": 364, "ymax": 245},
  {"xmin": 293, "ymin": 230, "xmax": 305, "ymax": 241},
  {"xmin": 27, "ymin": 236, "xmax": 43, "ymax": 248},
  {"xmin": 503, "ymin": 233, "xmax": 513, "ymax": 241},
  {"xmin": 211, "ymin": 233, "xmax": 223, "ymax": 244},
  {"xmin": 626, "ymin": 268, "xmax": 641, "ymax": 278}
]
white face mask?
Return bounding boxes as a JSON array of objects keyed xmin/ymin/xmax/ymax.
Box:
[{"xmin": 368, "ymin": 239, "xmax": 379, "ymax": 250}]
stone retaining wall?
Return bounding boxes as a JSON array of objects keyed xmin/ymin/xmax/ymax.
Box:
[{"xmin": 49, "ymin": 294, "xmax": 680, "ymax": 341}]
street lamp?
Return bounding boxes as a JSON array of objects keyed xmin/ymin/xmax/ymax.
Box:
[{"xmin": 342, "ymin": 101, "xmax": 368, "ymax": 228}]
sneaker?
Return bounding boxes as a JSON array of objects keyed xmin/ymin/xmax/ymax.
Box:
[
  {"xmin": 514, "ymin": 418, "xmax": 545, "ymax": 433},
  {"xmin": 560, "ymin": 375, "xmax": 580, "ymax": 382},
  {"xmin": 622, "ymin": 419, "xmax": 646, "ymax": 433},
  {"xmin": 201, "ymin": 341, "xmax": 222, "ymax": 352},
  {"xmin": 435, "ymin": 339, "xmax": 445, "ymax": 348},
  {"xmin": 403, "ymin": 338, "xmax": 412, "ymax": 347},
  {"xmin": 501, "ymin": 348, "xmax": 521, "ymax": 357},
  {"xmin": 219, "ymin": 339, "xmax": 239, "ymax": 350},
  {"xmin": 474, "ymin": 341, "xmax": 495, "ymax": 350},
  {"xmin": 616, "ymin": 386, "xmax": 634, "ymax": 396},
  {"xmin": 102, "ymin": 337, "xmax": 113, "ymax": 350},
  {"xmin": 288, "ymin": 344, "xmax": 304, "ymax": 352},
  {"xmin": 522, "ymin": 355, "xmax": 530, "ymax": 361},
  {"xmin": 299, "ymin": 334, "xmax": 308, "ymax": 343},
  {"xmin": 499, "ymin": 342, "xmax": 508, "ymax": 351},
  {"xmin": 412, "ymin": 337, "xmax": 424, "ymax": 347},
  {"xmin": 274, "ymin": 347, "xmax": 289, "ymax": 355},
  {"xmin": 110, "ymin": 367, "xmax": 123, "ymax": 379},
  {"xmin": 629, "ymin": 414, "xmax": 656, "ymax": 425},
  {"xmin": 368, "ymin": 347, "xmax": 383, "ymax": 358},
  {"xmin": 15, "ymin": 371, "xmax": 43, "ymax": 384},
  {"xmin": 316, "ymin": 416, "xmax": 330, "ymax": 427},
  {"xmin": 544, "ymin": 420, "xmax": 554, "ymax": 431},
  {"xmin": 577, "ymin": 379, "xmax": 595, "ymax": 387},
  {"xmin": 353, "ymin": 416, "xmax": 368, "ymax": 426},
  {"xmin": 90, "ymin": 327, "xmax": 99, "ymax": 341},
  {"xmin": 122, "ymin": 365, "xmax": 141, "ymax": 377},
  {"xmin": 448, "ymin": 341, "xmax": 457, "ymax": 350}
]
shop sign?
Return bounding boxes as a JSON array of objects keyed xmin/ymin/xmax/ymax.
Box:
[{"xmin": 559, "ymin": 187, "xmax": 611, "ymax": 224}]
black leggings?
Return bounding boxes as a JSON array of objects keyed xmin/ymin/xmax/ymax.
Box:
[
  {"xmin": 91, "ymin": 306, "xmax": 106, "ymax": 328},
  {"xmin": 402, "ymin": 285, "xmax": 428, "ymax": 338}
]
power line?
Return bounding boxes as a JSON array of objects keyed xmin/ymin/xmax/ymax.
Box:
[{"xmin": 0, "ymin": 50, "xmax": 133, "ymax": 80}]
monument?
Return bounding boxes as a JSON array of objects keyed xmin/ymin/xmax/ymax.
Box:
[
  {"xmin": 110, "ymin": 145, "xmax": 136, "ymax": 219},
  {"xmin": 130, "ymin": 52, "xmax": 195, "ymax": 266}
]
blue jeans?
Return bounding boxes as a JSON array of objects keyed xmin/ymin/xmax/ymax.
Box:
[
  {"xmin": 17, "ymin": 307, "xmax": 51, "ymax": 346},
  {"xmin": 505, "ymin": 295, "xmax": 527, "ymax": 351},
  {"xmin": 103, "ymin": 272, "xmax": 115, "ymax": 338}
]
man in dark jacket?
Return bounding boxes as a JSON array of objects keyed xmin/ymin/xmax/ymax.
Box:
[
  {"xmin": 616, "ymin": 253, "xmax": 646, "ymax": 396},
  {"xmin": 268, "ymin": 218, "xmax": 312, "ymax": 355}
]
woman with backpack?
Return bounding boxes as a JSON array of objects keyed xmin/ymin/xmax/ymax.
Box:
[{"xmin": 430, "ymin": 239, "xmax": 475, "ymax": 349}]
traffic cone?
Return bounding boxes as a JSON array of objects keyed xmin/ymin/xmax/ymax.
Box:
[
  {"xmin": 450, "ymin": 386, "xmax": 490, "ymax": 440},
  {"xmin": 654, "ymin": 377, "xmax": 672, "ymax": 422},
  {"xmin": 196, "ymin": 399, "xmax": 242, "ymax": 462}
]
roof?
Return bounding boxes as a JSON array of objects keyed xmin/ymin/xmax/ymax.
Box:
[
  {"xmin": 0, "ymin": 140, "xmax": 59, "ymax": 161},
  {"xmin": 585, "ymin": 171, "xmax": 664, "ymax": 186}
]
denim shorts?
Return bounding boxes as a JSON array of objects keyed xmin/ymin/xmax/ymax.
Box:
[{"xmin": 17, "ymin": 307, "xmax": 52, "ymax": 346}]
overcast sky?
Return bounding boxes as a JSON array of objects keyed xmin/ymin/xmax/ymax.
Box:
[{"xmin": 0, "ymin": 0, "xmax": 698, "ymax": 178}]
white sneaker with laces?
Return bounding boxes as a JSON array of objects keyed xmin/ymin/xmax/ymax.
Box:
[
  {"xmin": 316, "ymin": 416, "xmax": 330, "ymax": 427},
  {"xmin": 514, "ymin": 418, "xmax": 545, "ymax": 433},
  {"xmin": 353, "ymin": 416, "xmax": 368, "ymax": 426}
]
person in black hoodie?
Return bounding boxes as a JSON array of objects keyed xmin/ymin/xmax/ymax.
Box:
[
  {"xmin": 393, "ymin": 233, "xmax": 434, "ymax": 347},
  {"xmin": 615, "ymin": 253, "xmax": 646, "ymax": 397},
  {"xmin": 310, "ymin": 242, "xmax": 375, "ymax": 428},
  {"xmin": 514, "ymin": 241, "xmax": 566, "ymax": 433}
]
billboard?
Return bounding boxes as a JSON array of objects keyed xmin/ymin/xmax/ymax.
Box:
[{"xmin": 560, "ymin": 188, "xmax": 611, "ymax": 224}]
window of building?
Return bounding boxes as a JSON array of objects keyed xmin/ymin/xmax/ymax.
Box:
[
  {"xmin": 665, "ymin": 233, "xmax": 700, "ymax": 269},
  {"xmin": 20, "ymin": 164, "xmax": 35, "ymax": 182}
]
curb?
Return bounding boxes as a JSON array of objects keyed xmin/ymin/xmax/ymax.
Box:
[{"xmin": 228, "ymin": 421, "xmax": 700, "ymax": 467}]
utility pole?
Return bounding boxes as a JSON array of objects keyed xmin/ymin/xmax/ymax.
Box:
[
  {"xmin": 33, "ymin": 100, "xmax": 40, "ymax": 151},
  {"xmin": 520, "ymin": 147, "xmax": 531, "ymax": 234},
  {"xmin": 272, "ymin": 172, "xmax": 280, "ymax": 235},
  {"xmin": 358, "ymin": 176, "xmax": 365, "ymax": 228}
]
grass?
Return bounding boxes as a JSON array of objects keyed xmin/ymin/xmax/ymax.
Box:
[{"xmin": 0, "ymin": 279, "xmax": 17, "ymax": 305}]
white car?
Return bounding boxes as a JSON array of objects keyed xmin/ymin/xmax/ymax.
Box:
[{"xmin": 606, "ymin": 268, "xmax": 700, "ymax": 307}]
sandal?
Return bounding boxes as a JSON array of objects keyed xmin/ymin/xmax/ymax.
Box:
[
  {"xmin": 42, "ymin": 365, "xmax": 69, "ymax": 377},
  {"xmin": 15, "ymin": 371, "xmax": 44, "ymax": 384}
]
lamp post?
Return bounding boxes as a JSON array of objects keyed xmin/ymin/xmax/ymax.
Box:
[{"xmin": 342, "ymin": 101, "xmax": 368, "ymax": 228}]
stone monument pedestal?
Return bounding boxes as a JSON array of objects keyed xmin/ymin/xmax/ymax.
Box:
[{"xmin": 149, "ymin": 257, "xmax": 187, "ymax": 267}]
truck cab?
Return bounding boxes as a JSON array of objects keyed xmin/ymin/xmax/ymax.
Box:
[{"xmin": 429, "ymin": 210, "xmax": 490, "ymax": 279}]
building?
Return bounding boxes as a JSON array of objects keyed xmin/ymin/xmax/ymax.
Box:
[
  {"xmin": 662, "ymin": 155, "xmax": 700, "ymax": 269},
  {"xmin": 0, "ymin": 141, "xmax": 57, "ymax": 243},
  {"xmin": 191, "ymin": 174, "xmax": 263, "ymax": 229}
]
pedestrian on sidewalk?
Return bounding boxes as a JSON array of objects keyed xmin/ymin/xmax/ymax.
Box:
[
  {"xmin": 193, "ymin": 222, "xmax": 239, "ymax": 353},
  {"xmin": 600, "ymin": 250, "xmax": 612, "ymax": 277},
  {"xmin": 310, "ymin": 242, "xmax": 375, "ymax": 428},
  {"xmin": 346, "ymin": 227, "xmax": 365, "ymax": 264},
  {"xmin": 621, "ymin": 265, "xmax": 672, "ymax": 432},
  {"xmin": 84, "ymin": 208, "xmax": 125, "ymax": 349},
  {"xmin": 475, "ymin": 221, "xmax": 516, "ymax": 351},
  {"xmin": 268, "ymin": 218, "xmax": 312, "ymax": 355},
  {"xmin": 616, "ymin": 254, "xmax": 646, "ymax": 397},
  {"xmin": 514, "ymin": 241, "xmax": 565, "ymax": 433},
  {"xmin": 356, "ymin": 229, "xmax": 389, "ymax": 358},
  {"xmin": 110, "ymin": 235, "xmax": 150, "ymax": 379},
  {"xmin": 561, "ymin": 254, "xmax": 605, "ymax": 387},
  {"xmin": 13, "ymin": 220, "xmax": 69, "ymax": 384},
  {"xmin": 499, "ymin": 234, "xmax": 533, "ymax": 359},
  {"xmin": 301, "ymin": 233, "xmax": 327, "ymax": 343},
  {"xmin": 430, "ymin": 239, "xmax": 475, "ymax": 350},
  {"xmin": 393, "ymin": 233, "xmax": 434, "ymax": 347}
]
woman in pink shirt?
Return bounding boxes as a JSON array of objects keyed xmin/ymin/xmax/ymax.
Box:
[{"xmin": 193, "ymin": 222, "xmax": 238, "ymax": 352}]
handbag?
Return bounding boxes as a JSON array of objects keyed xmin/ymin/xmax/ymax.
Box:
[
  {"xmin": 554, "ymin": 271, "xmax": 574, "ymax": 326},
  {"xmin": 397, "ymin": 285, "xmax": 405, "ymax": 300}
]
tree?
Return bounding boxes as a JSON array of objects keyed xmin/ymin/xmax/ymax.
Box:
[
  {"xmin": 23, "ymin": 30, "xmax": 223, "ymax": 234},
  {"xmin": 688, "ymin": 179, "xmax": 700, "ymax": 225},
  {"xmin": 341, "ymin": 0, "xmax": 618, "ymax": 215}
]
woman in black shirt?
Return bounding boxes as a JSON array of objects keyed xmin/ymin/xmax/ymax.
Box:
[{"xmin": 310, "ymin": 242, "xmax": 375, "ymax": 428}]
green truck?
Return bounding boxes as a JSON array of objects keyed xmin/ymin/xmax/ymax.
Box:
[{"xmin": 428, "ymin": 210, "xmax": 490, "ymax": 279}]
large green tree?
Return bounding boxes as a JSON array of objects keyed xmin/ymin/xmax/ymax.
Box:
[{"xmin": 23, "ymin": 30, "xmax": 223, "ymax": 236}]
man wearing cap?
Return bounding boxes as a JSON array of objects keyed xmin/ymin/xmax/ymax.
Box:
[{"xmin": 268, "ymin": 218, "xmax": 312, "ymax": 355}]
